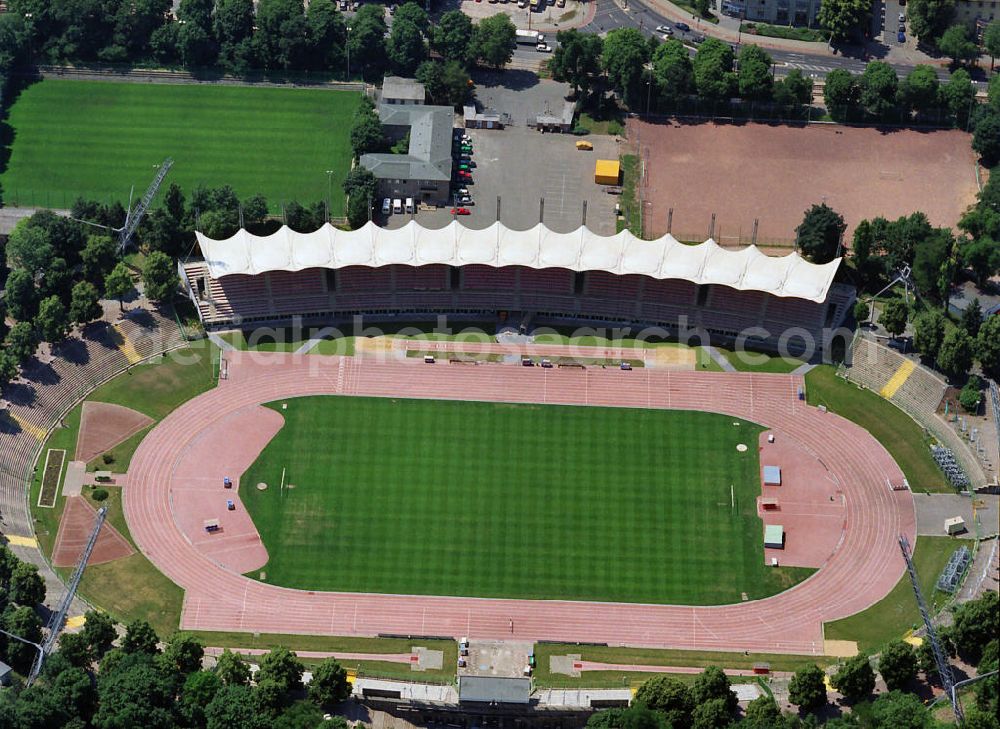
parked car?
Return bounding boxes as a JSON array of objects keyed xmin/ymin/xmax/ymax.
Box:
[
  {"xmin": 393, "ymin": 198, "xmax": 402, "ymax": 213},
  {"xmin": 897, "ymin": 31, "xmax": 906, "ymax": 42},
  {"xmin": 674, "ymin": 21, "xmax": 691, "ymax": 32},
  {"xmin": 459, "ymin": 195, "xmax": 475, "ymax": 205},
  {"xmin": 898, "ymin": 23, "xmax": 905, "ymax": 32},
  {"xmin": 655, "ymin": 24, "xmax": 670, "ymax": 33},
  {"xmin": 456, "ymin": 170, "xmax": 472, "ymax": 179},
  {"xmin": 692, "ymin": 33, "xmax": 707, "ymax": 43},
  {"xmin": 450, "ymin": 207, "xmax": 471, "ymax": 215},
  {"xmin": 661, "ymin": 28, "xmax": 674, "ymax": 37},
  {"xmin": 455, "ymin": 187, "xmax": 470, "ymax": 197},
  {"xmin": 898, "ymin": 12, "xmax": 906, "ymax": 21},
  {"xmin": 381, "ymin": 198, "xmax": 391, "ymax": 215},
  {"xmin": 536, "ymin": 43, "xmax": 552, "ymax": 52},
  {"xmin": 557, "ymin": 0, "xmax": 565, "ymax": 6}
]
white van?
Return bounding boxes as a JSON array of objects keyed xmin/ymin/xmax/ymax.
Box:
[
  {"xmin": 381, "ymin": 198, "xmax": 391, "ymax": 215},
  {"xmin": 392, "ymin": 199, "xmax": 402, "ymax": 214},
  {"xmin": 405, "ymin": 197, "xmax": 414, "ymax": 213}
]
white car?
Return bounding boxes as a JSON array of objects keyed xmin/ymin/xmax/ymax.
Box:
[
  {"xmin": 459, "ymin": 196, "xmax": 475, "ymax": 205},
  {"xmin": 655, "ymin": 25, "xmax": 670, "ymax": 33},
  {"xmin": 381, "ymin": 198, "xmax": 391, "ymax": 215},
  {"xmin": 456, "ymin": 187, "xmax": 470, "ymax": 197},
  {"xmin": 536, "ymin": 43, "xmax": 552, "ymax": 52}
]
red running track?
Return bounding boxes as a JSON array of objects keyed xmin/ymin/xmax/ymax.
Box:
[{"xmin": 124, "ymin": 353, "xmax": 915, "ymax": 655}]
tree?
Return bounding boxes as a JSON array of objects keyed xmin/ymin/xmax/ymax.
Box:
[
  {"xmin": 773, "ymin": 69, "xmax": 813, "ymax": 110},
  {"xmin": 961, "ymin": 239, "xmax": 1000, "ymax": 285},
  {"xmin": 824, "ymin": 68, "xmax": 860, "ymax": 119},
  {"xmin": 35, "ymin": 295, "xmax": 69, "ymax": 343},
  {"xmin": 69, "ymin": 280, "xmax": 103, "ymax": 326},
  {"xmin": 938, "ymin": 24, "xmax": 978, "ymax": 65},
  {"xmin": 305, "ymin": 0, "xmax": 347, "ymax": 72},
  {"xmin": 350, "ymin": 97, "xmax": 385, "ymax": 158},
  {"xmin": 550, "ymin": 30, "xmax": 604, "ymax": 99},
  {"xmin": 253, "ymin": 0, "xmax": 309, "ymax": 70},
  {"xmin": 2, "ymin": 605, "xmax": 43, "ymax": 672},
  {"xmin": 6, "ymin": 222, "xmax": 54, "ymax": 274},
  {"xmin": 388, "ymin": 19, "xmax": 425, "ymax": 76},
  {"xmin": 177, "ymin": 20, "xmax": 217, "ymax": 68},
  {"xmin": 432, "ymin": 10, "xmax": 474, "ymax": 64},
  {"xmin": 395, "ymin": 2, "xmax": 429, "ymax": 34},
  {"xmin": 977, "ymin": 314, "xmax": 1000, "ymax": 375},
  {"xmin": 870, "ymin": 689, "xmax": 932, "ymax": 729},
  {"xmin": 941, "ymin": 68, "xmax": 976, "ymax": 126},
  {"xmin": 788, "ymin": 664, "xmax": 827, "ymax": 712},
  {"xmin": 831, "ymin": 653, "xmax": 876, "ymax": 703},
  {"xmin": 141, "ymin": 251, "xmax": 178, "ymax": 302},
  {"xmin": 633, "ymin": 674, "xmax": 693, "ymax": 727},
  {"xmin": 817, "ymin": 0, "xmax": 870, "ymax": 40},
  {"xmin": 205, "ymin": 684, "xmax": 269, "ymax": 729},
  {"xmin": 961, "ymin": 298, "xmax": 983, "ymax": 337},
  {"xmin": 912, "ymin": 229, "xmax": 953, "ymax": 301},
  {"xmin": 180, "ymin": 670, "xmax": 222, "ymax": 728},
  {"xmin": 693, "ymin": 38, "xmax": 736, "ymax": 101},
  {"xmin": 0, "ymin": 350, "xmax": 20, "ymax": 391},
  {"xmin": 691, "ymin": 665, "xmax": 737, "ymax": 714},
  {"xmin": 121, "ymin": 619, "xmax": 159, "ymax": 655},
  {"xmin": 796, "ymin": 204, "xmax": 846, "ymax": 263},
  {"xmin": 346, "ymin": 194, "xmax": 372, "ymax": 230},
  {"xmin": 908, "ymin": 0, "xmax": 957, "ymax": 42},
  {"xmin": 94, "ymin": 653, "xmax": 176, "ymax": 729},
  {"xmin": 439, "ymin": 60, "xmax": 472, "ymax": 108},
  {"xmin": 214, "ymin": 0, "xmax": 255, "ymax": 72},
  {"xmin": 470, "ymin": 13, "xmax": 516, "ymax": 70},
  {"xmin": 879, "ymin": 299, "xmax": 908, "ymax": 338},
  {"xmin": 81, "ymin": 235, "xmax": 118, "ymax": 285},
  {"xmin": 973, "ymin": 109, "xmax": 1000, "ymax": 166},
  {"xmin": 214, "ymin": 648, "xmax": 251, "ymax": 686},
  {"xmin": 860, "ymin": 61, "xmax": 899, "ymax": 119},
  {"xmin": 41, "ymin": 257, "xmax": 73, "ymax": 304},
  {"xmin": 6, "ymin": 320, "xmax": 39, "ymax": 362},
  {"xmin": 902, "ymin": 65, "xmax": 940, "ymax": 114},
  {"xmin": 691, "ymin": 697, "xmax": 732, "ymax": 729},
  {"xmin": 4, "ymin": 268, "xmax": 38, "ymax": 322},
  {"xmin": 877, "ymin": 640, "xmax": 918, "ymax": 691},
  {"xmin": 347, "ymin": 5, "xmax": 388, "ymax": 78},
  {"xmin": 650, "ymin": 38, "xmax": 693, "ymax": 107},
  {"xmin": 937, "ymin": 327, "xmax": 975, "ymax": 379},
  {"xmin": 274, "ymin": 700, "xmax": 327, "ymax": 729},
  {"xmin": 160, "ymin": 632, "xmax": 205, "ymax": 676},
  {"xmin": 9, "ymin": 560, "xmax": 45, "ymax": 606},
  {"xmin": 912, "ymin": 310, "xmax": 947, "ymax": 360},
  {"xmin": 601, "ymin": 27, "xmax": 650, "ymax": 108},
  {"xmin": 950, "ymin": 591, "xmax": 999, "ymax": 664},
  {"xmin": 854, "ymin": 300, "xmax": 870, "ymax": 324},
  {"xmin": 737, "ymin": 44, "xmax": 773, "ymax": 101},
  {"xmin": 741, "ymin": 695, "xmax": 783, "ymax": 729},
  {"xmin": 307, "ymin": 657, "xmax": 351, "ymax": 706},
  {"xmin": 985, "ymin": 20, "xmax": 1000, "ymax": 69},
  {"xmin": 104, "ymin": 263, "xmax": 135, "ymax": 313},
  {"xmin": 58, "ymin": 631, "xmax": 95, "ymax": 668},
  {"xmin": 258, "ymin": 646, "xmax": 305, "ymax": 693},
  {"xmin": 81, "ymin": 610, "xmax": 117, "ymax": 658}
]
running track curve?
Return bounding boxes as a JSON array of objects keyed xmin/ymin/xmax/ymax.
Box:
[{"xmin": 125, "ymin": 353, "xmax": 915, "ymax": 655}]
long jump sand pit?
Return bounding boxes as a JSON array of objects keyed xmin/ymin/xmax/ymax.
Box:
[{"xmin": 632, "ymin": 120, "xmax": 979, "ymax": 245}]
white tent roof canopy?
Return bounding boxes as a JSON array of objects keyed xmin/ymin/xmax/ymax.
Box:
[{"xmin": 196, "ymin": 221, "xmax": 841, "ymax": 303}]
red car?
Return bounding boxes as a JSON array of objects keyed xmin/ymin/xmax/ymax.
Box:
[
  {"xmin": 456, "ymin": 170, "xmax": 472, "ymax": 179},
  {"xmin": 450, "ymin": 208, "xmax": 471, "ymax": 216}
]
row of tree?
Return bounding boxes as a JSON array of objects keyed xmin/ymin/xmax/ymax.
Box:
[
  {"xmin": 0, "ymin": 610, "xmax": 354, "ymax": 729},
  {"xmin": 588, "ymin": 591, "xmax": 997, "ymax": 728},
  {"xmin": 4, "ymin": 0, "xmax": 517, "ymax": 81},
  {"xmin": 551, "ymin": 29, "xmax": 813, "ymax": 116},
  {"xmin": 0, "ymin": 545, "xmax": 48, "ymax": 676}
]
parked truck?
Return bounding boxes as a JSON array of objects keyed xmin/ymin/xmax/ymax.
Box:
[{"xmin": 515, "ymin": 29, "xmax": 544, "ymax": 45}]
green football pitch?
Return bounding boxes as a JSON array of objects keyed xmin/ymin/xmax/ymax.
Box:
[
  {"xmin": 240, "ymin": 396, "xmax": 814, "ymax": 605},
  {"xmin": 0, "ymin": 79, "xmax": 360, "ymax": 215}
]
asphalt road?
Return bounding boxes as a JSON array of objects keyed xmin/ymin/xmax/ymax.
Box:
[{"xmin": 579, "ymin": 0, "xmax": 985, "ymax": 86}]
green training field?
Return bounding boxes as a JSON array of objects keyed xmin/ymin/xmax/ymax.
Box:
[
  {"xmin": 0, "ymin": 80, "xmax": 360, "ymax": 215},
  {"xmin": 240, "ymin": 396, "xmax": 813, "ymax": 605}
]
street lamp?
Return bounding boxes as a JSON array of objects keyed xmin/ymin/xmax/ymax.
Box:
[
  {"xmin": 326, "ymin": 170, "xmax": 335, "ymax": 222},
  {"xmin": 346, "ymin": 26, "xmax": 352, "ymax": 80}
]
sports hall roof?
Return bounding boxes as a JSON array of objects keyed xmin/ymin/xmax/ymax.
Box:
[{"xmin": 195, "ymin": 221, "xmax": 842, "ymax": 303}]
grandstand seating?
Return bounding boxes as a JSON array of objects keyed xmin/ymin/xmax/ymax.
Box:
[
  {"xmin": 584, "ymin": 272, "xmax": 643, "ymax": 300},
  {"xmin": 763, "ymin": 297, "xmax": 824, "ymax": 329},
  {"xmin": 519, "ymin": 267, "xmax": 574, "ymax": 294},
  {"xmin": 709, "ymin": 286, "xmax": 766, "ymax": 315},
  {"xmin": 643, "ymin": 279, "xmax": 697, "ymax": 306},
  {"xmin": 337, "ymin": 266, "xmax": 393, "ymax": 292},
  {"xmin": 461, "ymin": 265, "xmax": 517, "ymax": 290},
  {"xmin": 393, "ymin": 265, "xmax": 449, "ymax": 291}
]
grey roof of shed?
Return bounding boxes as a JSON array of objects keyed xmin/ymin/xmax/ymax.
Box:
[
  {"xmin": 360, "ymin": 104, "xmax": 453, "ymax": 182},
  {"xmin": 382, "ymin": 76, "xmax": 426, "ymax": 102},
  {"xmin": 458, "ymin": 676, "xmax": 531, "ymax": 704}
]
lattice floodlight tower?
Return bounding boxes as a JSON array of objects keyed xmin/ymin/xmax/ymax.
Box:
[
  {"xmin": 27, "ymin": 506, "xmax": 108, "ymax": 685},
  {"xmin": 118, "ymin": 158, "xmax": 174, "ymax": 253},
  {"xmin": 898, "ymin": 535, "xmax": 964, "ymax": 724}
]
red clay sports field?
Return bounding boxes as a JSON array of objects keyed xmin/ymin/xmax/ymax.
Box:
[{"xmin": 124, "ymin": 352, "xmax": 915, "ymax": 655}]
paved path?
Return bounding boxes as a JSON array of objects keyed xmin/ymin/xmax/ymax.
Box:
[
  {"xmin": 205, "ymin": 646, "xmax": 413, "ymax": 663},
  {"xmin": 576, "ymin": 660, "xmax": 793, "ymax": 678},
  {"xmin": 704, "ymin": 346, "xmax": 736, "ymax": 372},
  {"xmin": 125, "ymin": 354, "xmax": 914, "ymax": 654}
]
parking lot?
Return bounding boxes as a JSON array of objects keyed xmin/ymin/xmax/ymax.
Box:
[{"xmin": 384, "ymin": 77, "xmax": 619, "ymax": 234}]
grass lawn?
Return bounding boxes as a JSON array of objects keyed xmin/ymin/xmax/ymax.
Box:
[
  {"xmin": 805, "ymin": 366, "xmax": 947, "ymax": 493},
  {"xmin": 717, "ymin": 348, "xmax": 803, "ymax": 374},
  {"xmin": 617, "ymin": 154, "xmax": 641, "ymax": 236},
  {"xmin": 241, "ymin": 396, "xmax": 813, "ymax": 604},
  {"xmin": 824, "ymin": 536, "xmax": 956, "ymax": 651},
  {"xmin": 29, "ymin": 343, "xmax": 217, "ymax": 634},
  {"xmin": 190, "ymin": 632, "xmax": 456, "ymax": 683},
  {"xmin": 532, "ymin": 643, "xmax": 832, "ymax": 688},
  {"xmin": 1, "ymin": 80, "xmax": 360, "ymax": 215}
]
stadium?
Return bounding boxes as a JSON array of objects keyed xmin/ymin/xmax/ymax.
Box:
[
  {"xmin": 93, "ymin": 220, "xmax": 916, "ymax": 655},
  {"xmin": 179, "ymin": 221, "xmax": 857, "ymax": 358}
]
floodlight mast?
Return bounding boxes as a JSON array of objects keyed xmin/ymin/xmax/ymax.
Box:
[{"xmin": 118, "ymin": 158, "xmax": 173, "ymax": 252}]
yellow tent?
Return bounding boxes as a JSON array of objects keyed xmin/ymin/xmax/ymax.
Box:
[
  {"xmin": 576, "ymin": 140, "xmax": 593, "ymax": 150},
  {"xmin": 595, "ymin": 159, "xmax": 620, "ymax": 185}
]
